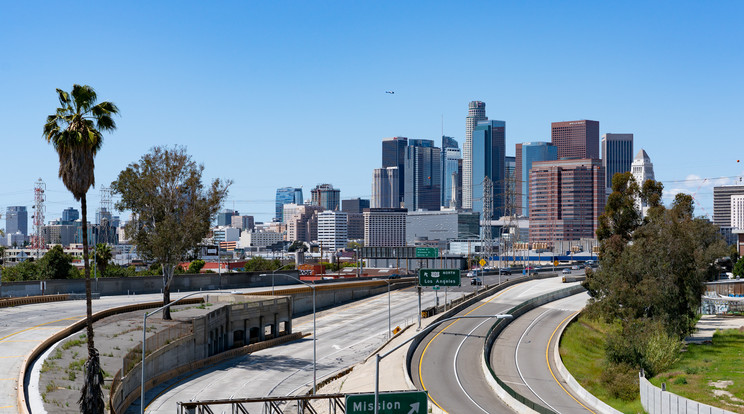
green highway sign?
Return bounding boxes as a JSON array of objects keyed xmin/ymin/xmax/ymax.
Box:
[
  {"xmin": 415, "ymin": 247, "xmax": 438, "ymax": 258},
  {"xmin": 432, "ymin": 286, "xmax": 440, "ymax": 290},
  {"xmin": 418, "ymin": 269, "xmax": 461, "ymax": 287},
  {"xmin": 346, "ymin": 391, "xmax": 428, "ymax": 414}
]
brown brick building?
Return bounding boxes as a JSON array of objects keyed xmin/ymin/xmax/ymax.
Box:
[
  {"xmin": 529, "ymin": 158, "xmax": 605, "ymax": 242},
  {"xmin": 551, "ymin": 120, "xmax": 600, "ymax": 159}
]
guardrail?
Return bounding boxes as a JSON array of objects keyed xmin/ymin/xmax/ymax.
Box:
[{"xmin": 482, "ymin": 285, "xmax": 587, "ymax": 414}]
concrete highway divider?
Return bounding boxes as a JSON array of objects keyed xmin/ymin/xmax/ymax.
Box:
[
  {"xmin": 0, "ymin": 293, "xmax": 70, "ymax": 308},
  {"xmin": 481, "ymin": 285, "xmax": 586, "ymax": 414}
]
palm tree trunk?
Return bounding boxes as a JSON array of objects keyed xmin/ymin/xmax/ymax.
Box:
[
  {"xmin": 81, "ymin": 194, "xmax": 95, "ymax": 351},
  {"xmin": 163, "ymin": 264, "xmax": 172, "ymax": 320},
  {"xmin": 79, "ymin": 194, "xmax": 104, "ymax": 414}
]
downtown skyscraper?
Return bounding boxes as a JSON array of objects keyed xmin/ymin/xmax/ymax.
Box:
[
  {"xmin": 275, "ymin": 187, "xmax": 304, "ymax": 222},
  {"xmin": 551, "ymin": 120, "xmax": 600, "ymax": 159},
  {"xmin": 463, "ymin": 101, "xmax": 487, "ymax": 209},
  {"xmin": 404, "ymin": 139, "xmax": 441, "ymax": 212},
  {"xmin": 516, "ymin": 142, "xmax": 558, "ymax": 216},
  {"xmin": 381, "ymin": 137, "xmax": 408, "ymax": 206},
  {"xmin": 601, "ymin": 133, "xmax": 634, "ymax": 193},
  {"xmin": 441, "ymin": 136, "xmax": 461, "ymax": 208},
  {"xmin": 471, "ymin": 120, "xmax": 505, "ymax": 220}
]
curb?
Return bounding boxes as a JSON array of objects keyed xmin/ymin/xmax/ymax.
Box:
[{"xmin": 552, "ymin": 312, "xmax": 623, "ymax": 414}]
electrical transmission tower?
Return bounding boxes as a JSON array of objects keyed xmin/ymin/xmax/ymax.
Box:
[
  {"xmin": 30, "ymin": 178, "xmax": 46, "ymax": 257},
  {"xmin": 98, "ymin": 186, "xmax": 113, "ymax": 245},
  {"xmin": 503, "ymin": 169, "xmax": 520, "ymax": 267},
  {"xmin": 481, "ymin": 177, "xmax": 493, "ymax": 268}
]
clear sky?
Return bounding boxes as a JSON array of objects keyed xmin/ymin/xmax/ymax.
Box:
[{"xmin": 1, "ymin": 1, "xmax": 742, "ymax": 226}]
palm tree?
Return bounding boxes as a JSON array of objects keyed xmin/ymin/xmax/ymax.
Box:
[
  {"xmin": 43, "ymin": 84, "xmax": 118, "ymax": 414},
  {"xmin": 95, "ymin": 243, "xmax": 112, "ymax": 276}
]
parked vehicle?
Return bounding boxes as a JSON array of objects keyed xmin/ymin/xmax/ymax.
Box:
[
  {"xmin": 498, "ymin": 268, "xmax": 511, "ymax": 275},
  {"xmin": 471, "ymin": 277, "xmax": 483, "ymax": 285},
  {"xmin": 562, "ymin": 268, "xmax": 571, "ymax": 274},
  {"xmin": 571, "ymin": 265, "xmax": 580, "ymax": 270}
]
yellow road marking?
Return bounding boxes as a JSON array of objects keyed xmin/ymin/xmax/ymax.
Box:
[
  {"xmin": 546, "ymin": 311, "xmax": 596, "ymax": 413},
  {"xmin": 418, "ymin": 285, "xmax": 518, "ymax": 413},
  {"xmin": 0, "ymin": 378, "xmax": 16, "ymax": 380},
  {"xmin": 0, "ymin": 405, "xmax": 15, "ymax": 408},
  {"xmin": 0, "ymin": 340, "xmax": 43, "ymax": 343},
  {"xmin": 0, "ymin": 355, "xmax": 24, "ymax": 359},
  {"xmin": 0, "ymin": 316, "xmax": 82, "ymax": 343}
]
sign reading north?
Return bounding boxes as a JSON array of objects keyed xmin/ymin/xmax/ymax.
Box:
[
  {"xmin": 418, "ymin": 269, "xmax": 461, "ymax": 287},
  {"xmin": 346, "ymin": 391, "xmax": 428, "ymax": 414}
]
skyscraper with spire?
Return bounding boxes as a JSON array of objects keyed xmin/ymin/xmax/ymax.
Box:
[{"xmin": 463, "ymin": 101, "xmax": 487, "ymax": 209}]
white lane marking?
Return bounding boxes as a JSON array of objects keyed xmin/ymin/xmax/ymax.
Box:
[
  {"xmin": 332, "ymin": 344, "xmax": 341, "ymax": 350},
  {"xmin": 453, "ymin": 317, "xmax": 493, "ymax": 413},
  {"xmin": 515, "ymin": 309, "xmax": 559, "ymax": 413}
]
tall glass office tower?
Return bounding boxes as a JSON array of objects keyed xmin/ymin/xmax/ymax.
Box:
[
  {"xmin": 441, "ymin": 136, "xmax": 461, "ymax": 208},
  {"xmin": 471, "ymin": 120, "xmax": 505, "ymax": 220},
  {"xmin": 516, "ymin": 142, "xmax": 557, "ymax": 216},
  {"xmin": 464, "ymin": 101, "xmax": 487, "ymax": 209},
  {"xmin": 381, "ymin": 137, "xmax": 408, "ymax": 205},
  {"xmin": 404, "ymin": 139, "xmax": 441, "ymax": 211},
  {"xmin": 275, "ymin": 187, "xmax": 303, "ymax": 222},
  {"xmin": 601, "ymin": 133, "xmax": 634, "ymax": 193}
]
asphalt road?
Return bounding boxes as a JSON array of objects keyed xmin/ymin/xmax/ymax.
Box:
[
  {"xmin": 412, "ymin": 277, "xmax": 588, "ymax": 414},
  {"xmin": 139, "ymin": 286, "xmax": 441, "ymax": 413},
  {"xmin": 2, "ymin": 281, "xmax": 355, "ymax": 414},
  {"xmin": 410, "ymin": 276, "xmax": 580, "ymax": 414},
  {"xmin": 491, "ymin": 292, "xmax": 592, "ymax": 414}
]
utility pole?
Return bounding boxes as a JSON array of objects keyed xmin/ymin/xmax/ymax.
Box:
[{"xmin": 482, "ymin": 177, "xmax": 493, "ymax": 269}]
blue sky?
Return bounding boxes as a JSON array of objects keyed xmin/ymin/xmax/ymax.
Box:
[{"xmin": 1, "ymin": 1, "xmax": 742, "ymax": 225}]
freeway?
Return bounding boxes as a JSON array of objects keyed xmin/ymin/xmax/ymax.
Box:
[
  {"xmin": 139, "ymin": 286, "xmax": 439, "ymax": 413},
  {"xmin": 1, "ymin": 280, "xmax": 369, "ymax": 414},
  {"xmin": 491, "ymin": 292, "xmax": 592, "ymax": 414},
  {"xmin": 410, "ymin": 275, "xmax": 583, "ymax": 414},
  {"xmin": 0, "ymin": 291, "xmax": 203, "ymax": 414}
]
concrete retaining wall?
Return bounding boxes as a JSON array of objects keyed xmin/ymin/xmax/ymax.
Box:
[
  {"xmin": 0, "ymin": 271, "xmax": 303, "ymax": 297},
  {"xmin": 640, "ymin": 374, "xmax": 736, "ymax": 414}
]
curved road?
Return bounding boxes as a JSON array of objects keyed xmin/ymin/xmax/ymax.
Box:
[
  {"xmin": 141, "ymin": 286, "xmax": 439, "ymax": 413},
  {"xmin": 411, "ymin": 276, "xmax": 581, "ymax": 414},
  {"xmin": 491, "ymin": 292, "xmax": 593, "ymax": 414}
]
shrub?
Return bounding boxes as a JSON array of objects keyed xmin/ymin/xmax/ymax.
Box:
[{"xmin": 600, "ymin": 362, "xmax": 639, "ymax": 400}]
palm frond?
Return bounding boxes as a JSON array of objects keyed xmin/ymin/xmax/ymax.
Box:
[
  {"xmin": 72, "ymin": 84, "xmax": 97, "ymax": 113},
  {"xmin": 77, "ymin": 349, "xmax": 105, "ymax": 414}
]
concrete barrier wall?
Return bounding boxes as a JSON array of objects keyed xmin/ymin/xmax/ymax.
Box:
[
  {"xmin": 0, "ymin": 271, "xmax": 303, "ymax": 297},
  {"xmin": 639, "ymin": 374, "xmax": 735, "ymax": 414},
  {"xmin": 481, "ymin": 285, "xmax": 587, "ymax": 414},
  {"xmin": 552, "ymin": 312, "xmax": 622, "ymax": 414}
]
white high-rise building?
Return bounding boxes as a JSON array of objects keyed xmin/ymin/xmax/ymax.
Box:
[
  {"xmin": 363, "ymin": 208, "xmax": 407, "ymax": 247},
  {"xmin": 631, "ymin": 149, "xmax": 655, "ymax": 216},
  {"xmin": 731, "ymin": 195, "xmax": 744, "ymax": 230},
  {"xmin": 463, "ymin": 101, "xmax": 487, "ymax": 209},
  {"xmin": 317, "ymin": 210, "xmax": 348, "ymax": 251}
]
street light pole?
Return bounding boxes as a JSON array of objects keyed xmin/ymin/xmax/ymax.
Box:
[
  {"xmin": 259, "ymin": 272, "xmax": 316, "ymax": 394},
  {"xmin": 372, "ymin": 314, "xmax": 512, "ymax": 414}
]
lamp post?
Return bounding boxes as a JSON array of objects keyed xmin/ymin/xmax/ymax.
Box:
[
  {"xmin": 268, "ymin": 263, "xmax": 295, "ymax": 295},
  {"xmin": 372, "ymin": 313, "xmax": 513, "ymax": 414},
  {"xmin": 140, "ymin": 290, "xmax": 229, "ymax": 414},
  {"xmin": 259, "ymin": 272, "xmax": 317, "ymax": 394}
]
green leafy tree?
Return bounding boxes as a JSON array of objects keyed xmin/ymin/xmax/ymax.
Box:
[
  {"xmin": 43, "ymin": 84, "xmax": 118, "ymax": 414},
  {"xmin": 112, "ymin": 146, "xmax": 230, "ymax": 319},
  {"xmin": 94, "ymin": 243, "xmax": 112, "ymax": 276},
  {"xmin": 38, "ymin": 245, "xmax": 74, "ymax": 279},
  {"xmin": 1, "ymin": 261, "xmax": 41, "ymax": 281},
  {"xmin": 243, "ymin": 256, "xmax": 281, "ymax": 272},
  {"xmin": 733, "ymin": 257, "xmax": 744, "ymax": 278},
  {"xmin": 188, "ymin": 259, "xmax": 206, "ymax": 273}
]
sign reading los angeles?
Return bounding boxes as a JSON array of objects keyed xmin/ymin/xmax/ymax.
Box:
[{"xmin": 418, "ymin": 269, "xmax": 461, "ymax": 287}]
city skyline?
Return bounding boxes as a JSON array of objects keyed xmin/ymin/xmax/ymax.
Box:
[{"xmin": 1, "ymin": 2, "xmax": 742, "ymax": 224}]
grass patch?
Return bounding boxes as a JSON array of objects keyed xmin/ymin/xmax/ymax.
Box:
[
  {"xmin": 559, "ymin": 314, "xmax": 644, "ymax": 414},
  {"xmin": 68, "ymin": 358, "xmax": 86, "ymax": 372},
  {"xmin": 61, "ymin": 334, "xmax": 87, "ymax": 350},
  {"xmin": 650, "ymin": 329, "xmax": 744, "ymax": 413}
]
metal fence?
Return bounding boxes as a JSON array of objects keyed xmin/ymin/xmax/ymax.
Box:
[{"xmin": 640, "ymin": 374, "xmax": 736, "ymax": 414}]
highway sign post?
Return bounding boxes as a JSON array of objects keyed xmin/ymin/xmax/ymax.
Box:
[
  {"xmin": 418, "ymin": 269, "xmax": 460, "ymax": 287},
  {"xmin": 346, "ymin": 391, "xmax": 427, "ymax": 414},
  {"xmin": 415, "ymin": 247, "xmax": 438, "ymax": 258}
]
